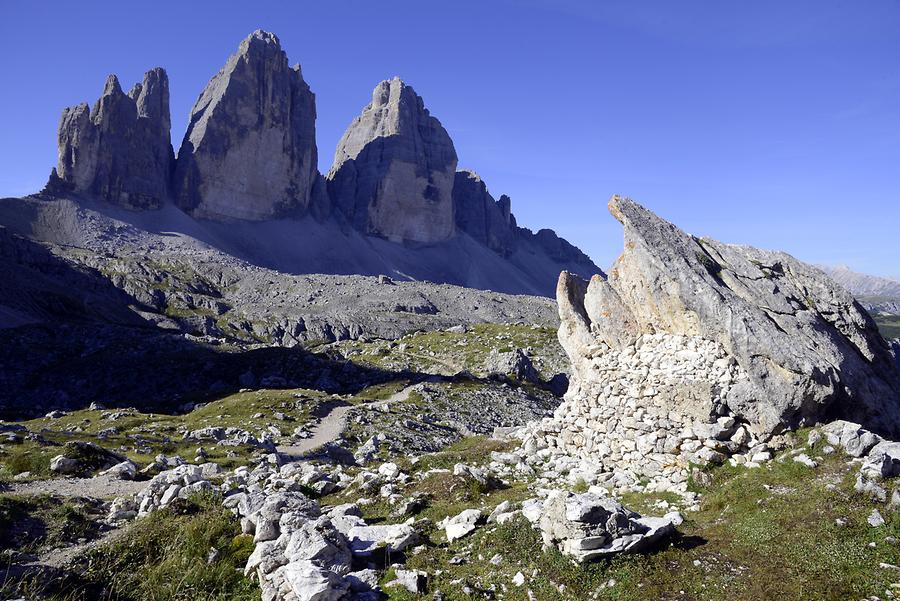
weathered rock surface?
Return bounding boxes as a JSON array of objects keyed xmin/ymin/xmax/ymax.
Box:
[
  {"xmin": 559, "ymin": 195, "xmax": 900, "ymax": 439},
  {"xmin": 55, "ymin": 68, "xmax": 173, "ymax": 209},
  {"xmin": 522, "ymin": 330, "xmax": 754, "ymax": 485},
  {"xmin": 27, "ymin": 29, "xmax": 602, "ymax": 298},
  {"xmin": 174, "ymin": 30, "xmax": 318, "ymax": 221},
  {"xmin": 451, "ymin": 171, "xmax": 600, "ymax": 279},
  {"xmin": 440, "ymin": 508, "xmax": 482, "ymax": 542},
  {"xmin": 327, "ymin": 77, "xmax": 457, "ymax": 244}
]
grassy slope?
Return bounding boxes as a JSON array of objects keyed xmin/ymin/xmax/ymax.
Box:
[
  {"xmin": 1, "ymin": 432, "xmax": 897, "ymax": 600},
  {"xmin": 1, "ymin": 493, "xmax": 259, "ymax": 601},
  {"xmin": 0, "ymin": 380, "xmax": 429, "ymax": 483},
  {"xmin": 0, "ymin": 388, "xmax": 328, "ymax": 480},
  {"xmin": 0, "ymin": 494, "xmax": 104, "ymax": 555},
  {"xmin": 874, "ymin": 314, "xmax": 900, "ymax": 340},
  {"xmin": 334, "ymin": 323, "xmax": 565, "ymax": 379},
  {"xmin": 331, "ymin": 435, "xmax": 900, "ymax": 600}
]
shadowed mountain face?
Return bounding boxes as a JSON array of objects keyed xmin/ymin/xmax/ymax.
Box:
[
  {"xmin": 452, "ymin": 170, "xmax": 516, "ymax": 257},
  {"xmin": 0, "ymin": 221, "xmax": 561, "ymax": 417},
  {"xmin": 30, "ymin": 30, "xmax": 601, "ymax": 297}
]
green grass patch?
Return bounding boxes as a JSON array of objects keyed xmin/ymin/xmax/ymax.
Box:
[
  {"xmin": 0, "ymin": 493, "xmax": 104, "ymax": 555},
  {"xmin": 874, "ymin": 314, "xmax": 900, "ymax": 340},
  {"xmin": 333, "ymin": 323, "xmax": 565, "ymax": 380},
  {"xmin": 357, "ymin": 436, "xmax": 900, "ymax": 600},
  {"xmin": 0, "ymin": 388, "xmax": 327, "ymax": 477},
  {"xmin": 4, "ymin": 492, "xmax": 260, "ymax": 601},
  {"xmin": 412, "ymin": 436, "xmax": 517, "ymax": 472}
]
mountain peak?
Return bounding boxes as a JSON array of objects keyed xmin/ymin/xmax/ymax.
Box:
[
  {"xmin": 327, "ymin": 76, "xmax": 457, "ymax": 244},
  {"xmin": 173, "ymin": 29, "xmax": 317, "ymax": 221}
]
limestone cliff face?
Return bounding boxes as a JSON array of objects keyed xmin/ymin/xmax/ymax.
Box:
[
  {"xmin": 452, "ymin": 170, "xmax": 516, "ymax": 256},
  {"xmin": 42, "ymin": 30, "xmax": 603, "ymax": 298},
  {"xmin": 174, "ymin": 30, "xmax": 318, "ymax": 221},
  {"xmin": 55, "ymin": 68, "xmax": 173, "ymax": 209},
  {"xmin": 558, "ymin": 195, "xmax": 900, "ymax": 438},
  {"xmin": 327, "ymin": 78, "xmax": 457, "ymax": 244}
]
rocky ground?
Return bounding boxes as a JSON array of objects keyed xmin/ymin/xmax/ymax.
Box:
[
  {"xmin": 2, "ymin": 194, "xmax": 900, "ymax": 600},
  {"xmin": 3, "ymin": 413, "xmax": 900, "ymax": 600},
  {"xmin": 2, "ymin": 313, "xmax": 900, "ymax": 600},
  {"xmin": 0, "ymin": 213, "xmax": 560, "ymax": 417}
]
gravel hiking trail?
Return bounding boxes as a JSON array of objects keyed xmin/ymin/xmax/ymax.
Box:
[
  {"xmin": 2, "ymin": 382, "xmax": 427, "ymax": 498},
  {"xmin": 277, "ymin": 380, "xmax": 431, "ymax": 459},
  {"xmin": 4, "ymin": 472, "xmax": 147, "ymax": 499}
]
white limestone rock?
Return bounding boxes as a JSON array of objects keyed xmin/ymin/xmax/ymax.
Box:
[
  {"xmin": 440, "ymin": 508, "xmax": 482, "ymax": 542},
  {"xmin": 538, "ymin": 491, "xmax": 679, "ymax": 562}
]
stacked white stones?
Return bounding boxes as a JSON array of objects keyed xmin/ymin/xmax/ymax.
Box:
[{"xmin": 521, "ymin": 333, "xmax": 759, "ymax": 491}]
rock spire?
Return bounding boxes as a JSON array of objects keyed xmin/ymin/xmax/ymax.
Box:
[
  {"xmin": 327, "ymin": 77, "xmax": 457, "ymax": 244},
  {"xmin": 55, "ymin": 68, "xmax": 173, "ymax": 209},
  {"xmin": 174, "ymin": 30, "xmax": 318, "ymax": 221}
]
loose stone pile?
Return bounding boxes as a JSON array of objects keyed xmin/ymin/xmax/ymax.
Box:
[
  {"xmin": 128, "ymin": 457, "xmax": 436, "ymax": 600},
  {"xmin": 519, "ymin": 332, "xmax": 765, "ymax": 493},
  {"xmin": 233, "ymin": 492, "xmax": 352, "ymax": 601},
  {"xmin": 184, "ymin": 426, "xmax": 276, "ymax": 451},
  {"xmin": 135, "ymin": 462, "xmax": 222, "ymax": 514},
  {"xmin": 117, "ymin": 446, "xmax": 682, "ymax": 601}
]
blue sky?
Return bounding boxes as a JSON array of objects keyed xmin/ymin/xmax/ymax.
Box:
[{"xmin": 1, "ymin": 1, "xmax": 898, "ymax": 277}]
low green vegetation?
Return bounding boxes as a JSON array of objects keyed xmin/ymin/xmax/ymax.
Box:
[
  {"xmin": 409, "ymin": 436, "xmax": 516, "ymax": 472},
  {"xmin": 874, "ymin": 314, "xmax": 900, "ymax": 340},
  {"xmin": 331, "ymin": 434, "xmax": 900, "ymax": 600},
  {"xmin": 348, "ymin": 379, "xmax": 413, "ymax": 403},
  {"xmin": 3, "ymin": 423, "xmax": 898, "ymax": 600},
  {"xmin": 323, "ymin": 435, "xmax": 531, "ymax": 529},
  {"xmin": 0, "ymin": 377, "xmax": 429, "ymax": 484},
  {"xmin": 334, "ymin": 323, "xmax": 565, "ymax": 378},
  {"xmin": 0, "ymin": 493, "xmax": 104, "ymax": 555},
  {"xmin": 2, "ymin": 493, "xmax": 259, "ymax": 601},
  {"xmin": 0, "ymin": 388, "xmax": 329, "ymax": 480}
]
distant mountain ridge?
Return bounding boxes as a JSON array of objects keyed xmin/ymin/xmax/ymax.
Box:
[
  {"xmin": 819, "ymin": 265, "xmax": 900, "ymax": 299},
  {"xmin": 31, "ymin": 29, "xmax": 600, "ymax": 296}
]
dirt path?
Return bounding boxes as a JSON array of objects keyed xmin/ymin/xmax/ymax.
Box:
[
  {"xmin": 4, "ymin": 473, "xmax": 147, "ymax": 499},
  {"xmin": 405, "ymin": 352, "xmax": 463, "ymax": 374},
  {"xmin": 276, "ymin": 381, "xmax": 425, "ymax": 460}
]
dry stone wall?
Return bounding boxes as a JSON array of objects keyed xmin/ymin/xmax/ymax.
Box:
[{"xmin": 521, "ymin": 333, "xmax": 764, "ymax": 485}]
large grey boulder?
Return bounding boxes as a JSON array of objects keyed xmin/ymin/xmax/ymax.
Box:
[
  {"xmin": 174, "ymin": 30, "xmax": 318, "ymax": 221},
  {"xmin": 539, "ymin": 491, "xmax": 680, "ymax": 562},
  {"xmin": 558, "ymin": 195, "xmax": 900, "ymax": 438},
  {"xmin": 452, "ymin": 170, "xmax": 516, "ymax": 256},
  {"xmin": 326, "ymin": 77, "xmax": 458, "ymax": 244},
  {"xmin": 54, "ymin": 68, "xmax": 173, "ymax": 209}
]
